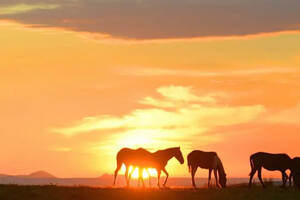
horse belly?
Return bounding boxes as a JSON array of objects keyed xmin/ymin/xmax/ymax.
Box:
[
  {"xmin": 262, "ymin": 160, "xmax": 288, "ymax": 171},
  {"xmin": 262, "ymin": 165, "xmax": 278, "ymax": 171},
  {"xmin": 125, "ymin": 158, "xmax": 155, "ymax": 168},
  {"xmin": 198, "ymin": 162, "xmax": 214, "ymax": 169},
  {"xmin": 194, "ymin": 156, "xmax": 216, "ymax": 169}
]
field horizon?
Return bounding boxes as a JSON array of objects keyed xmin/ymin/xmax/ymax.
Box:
[
  {"xmin": 1, "ymin": 183, "xmax": 299, "ymax": 200},
  {"xmin": 0, "ymin": 170, "xmax": 283, "ymax": 188}
]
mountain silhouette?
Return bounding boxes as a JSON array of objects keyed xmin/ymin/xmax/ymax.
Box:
[
  {"xmin": 0, "ymin": 173, "xmax": 9, "ymax": 177},
  {"xmin": 0, "ymin": 171, "xmax": 56, "ymax": 178},
  {"xmin": 99, "ymin": 173, "xmax": 113, "ymax": 179},
  {"xmin": 26, "ymin": 171, "xmax": 56, "ymax": 178}
]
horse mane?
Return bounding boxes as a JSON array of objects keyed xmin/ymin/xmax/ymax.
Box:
[
  {"xmin": 153, "ymin": 147, "xmax": 177, "ymax": 153},
  {"xmin": 152, "ymin": 147, "xmax": 178, "ymax": 156}
]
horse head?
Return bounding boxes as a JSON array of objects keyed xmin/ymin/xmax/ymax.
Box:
[
  {"xmin": 219, "ymin": 173, "xmax": 227, "ymax": 188},
  {"xmin": 174, "ymin": 147, "xmax": 184, "ymax": 164}
]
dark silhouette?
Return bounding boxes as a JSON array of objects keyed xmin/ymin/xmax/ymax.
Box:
[
  {"xmin": 113, "ymin": 147, "xmax": 184, "ymax": 187},
  {"xmin": 289, "ymin": 157, "xmax": 300, "ymax": 188},
  {"xmin": 187, "ymin": 150, "xmax": 227, "ymax": 188},
  {"xmin": 248, "ymin": 152, "xmax": 292, "ymax": 188}
]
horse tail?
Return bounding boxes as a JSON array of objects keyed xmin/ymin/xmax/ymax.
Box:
[
  {"xmin": 188, "ymin": 164, "xmax": 192, "ymax": 173},
  {"xmin": 187, "ymin": 156, "xmax": 192, "ymax": 173},
  {"xmin": 116, "ymin": 150, "xmax": 123, "ymax": 168}
]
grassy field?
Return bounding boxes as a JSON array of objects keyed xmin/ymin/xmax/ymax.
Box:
[{"xmin": 1, "ymin": 184, "xmax": 300, "ymax": 200}]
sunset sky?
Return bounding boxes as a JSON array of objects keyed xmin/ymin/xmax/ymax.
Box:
[{"xmin": 1, "ymin": 0, "xmax": 300, "ymax": 179}]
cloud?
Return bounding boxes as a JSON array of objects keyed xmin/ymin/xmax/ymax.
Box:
[
  {"xmin": 122, "ymin": 67, "xmax": 300, "ymax": 77},
  {"xmin": 0, "ymin": 0, "xmax": 300, "ymax": 39},
  {"xmin": 265, "ymin": 103, "xmax": 300, "ymax": 124},
  {"xmin": 52, "ymin": 86, "xmax": 265, "ymax": 149},
  {"xmin": 139, "ymin": 86, "xmax": 218, "ymax": 108},
  {"xmin": 51, "ymin": 115, "xmax": 126, "ymax": 136},
  {"xmin": 50, "ymin": 146, "xmax": 71, "ymax": 152},
  {"xmin": 0, "ymin": 3, "xmax": 60, "ymax": 15}
]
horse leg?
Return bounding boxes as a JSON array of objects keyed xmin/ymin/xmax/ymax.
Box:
[
  {"xmin": 139, "ymin": 168, "xmax": 145, "ymax": 187},
  {"xmin": 157, "ymin": 170, "xmax": 161, "ymax": 188},
  {"xmin": 113, "ymin": 163, "xmax": 122, "ymax": 185},
  {"xmin": 248, "ymin": 168, "xmax": 256, "ymax": 188},
  {"xmin": 208, "ymin": 169, "xmax": 212, "ymax": 188},
  {"xmin": 213, "ymin": 169, "xmax": 220, "ymax": 188},
  {"xmin": 191, "ymin": 166, "xmax": 197, "ymax": 188},
  {"xmin": 136, "ymin": 168, "xmax": 141, "ymax": 187},
  {"xmin": 257, "ymin": 167, "xmax": 266, "ymax": 188},
  {"xmin": 289, "ymin": 171, "xmax": 293, "ymax": 187},
  {"xmin": 125, "ymin": 166, "xmax": 129, "ymax": 187},
  {"xmin": 128, "ymin": 166, "xmax": 135, "ymax": 187},
  {"xmin": 147, "ymin": 169, "xmax": 151, "ymax": 187},
  {"xmin": 281, "ymin": 171, "xmax": 288, "ymax": 187},
  {"xmin": 162, "ymin": 168, "xmax": 169, "ymax": 187}
]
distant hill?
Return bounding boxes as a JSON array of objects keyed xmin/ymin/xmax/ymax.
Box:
[
  {"xmin": 26, "ymin": 171, "xmax": 56, "ymax": 179},
  {"xmin": 0, "ymin": 173, "xmax": 10, "ymax": 177},
  {"xmin": 99, "ymin": 173, "xmax": 113, "ymax": 179},
  {"xmin": 0, "ymin": 171, "xmax": 276, "ymax": 187}
]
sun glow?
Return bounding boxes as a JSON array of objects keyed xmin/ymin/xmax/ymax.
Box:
[{"xmin": 121, "ymin": 165, "xmax": 157, "ymax": 179}]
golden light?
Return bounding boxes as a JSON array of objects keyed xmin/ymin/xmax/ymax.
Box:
[
  {"xmin": 115, "ymin": 130, "xmax": 155, "ymax": 148},
  {"xmin": 121, "ymin": 165, "xmax": 157, "ymax": 179}
]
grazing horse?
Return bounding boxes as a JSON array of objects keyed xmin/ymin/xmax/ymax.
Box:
[
  {"xmin": 187, "ymin": 150, "xmax": 227, "ymax": 188},
  {"xmin": 248, "ymin": 152, "xmax": 292, "ymax": 188},
  {"xmin": 113, "ymin": 147, "xmax": 184, "ymax": 187}
]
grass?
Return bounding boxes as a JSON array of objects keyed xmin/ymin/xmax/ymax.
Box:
[{"xmin": 0, "ymin": 184, "xmax": 300, "ymax": 200}]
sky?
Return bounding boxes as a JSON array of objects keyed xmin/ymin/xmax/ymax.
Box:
[{"xmin": 1, "ymin": 0, "xmax": 300, "ymax": 179}]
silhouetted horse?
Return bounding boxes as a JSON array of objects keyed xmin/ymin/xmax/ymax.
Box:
[
  {"xmin": 249, "ymin": 152, "xmax": 292, "ymax": 188},
  {"xmin": 113, "ymin": 147, "xmax": 184, "ymax": 187},
  {"xmin": 289, "ymin": 157, "xmax": 300, "ymax": 188},
  {"xmin": 187, "ymin": 150, "xmax": 227, "ymax": 188}
]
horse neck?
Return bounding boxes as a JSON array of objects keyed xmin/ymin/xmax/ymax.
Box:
[
  {"xmin": 154, "ymin": 148, "xmax": 176, "ymax": 162},
  {"xmin": 216, "ymin": 157, "xmax": 226, "ymax": 177}
]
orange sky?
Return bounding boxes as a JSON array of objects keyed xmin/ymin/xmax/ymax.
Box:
[{"xmin": 1, "ymin": 16, "xmax": 300, "ymax": 179}]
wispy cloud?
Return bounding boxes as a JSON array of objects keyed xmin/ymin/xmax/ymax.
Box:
[
  {"xmin": 51, "ymin": 86, "xmax": 265, "ymax": 150},
  {"xmin": 0, "ymin": 3, "xmax": 60, "ymax": 15},
  {"xmin": 50, "ymin": 146, "xmax": 71, "ymax": 152},
  {"xmin": 139, "ymin": 86, "xmax": 219, "ymax": 108},
  {"xmin": 265, "ymin": 103, "xmax": 300, "ymax": 124},
  {"xmin": 123, "ymin": 67, "xmax": 300, "ymax": 77}
]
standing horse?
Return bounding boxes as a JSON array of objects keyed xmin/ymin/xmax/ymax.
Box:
[
  {"xmin": 248, "ymin": 152, "xmax": 292, "ymax": 188},
  {"xmin": 113, "ymin": 147, "xmax": 184, "ymax": 187},
  {"xmin": 187, "ymin": 150, "xmax": 227, "ymax": 188}
]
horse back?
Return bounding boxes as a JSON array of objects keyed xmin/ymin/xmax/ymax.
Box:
[
  {"xmin": 188, "ymin": 150, "xmax": 218, "ymax": 169},
  {"xmin": 250, "ymin": 152, "xmax": 291, "ymax": 171},
  {"xmin": 116, "ymin": 147, "xmax": 154, "ymax": 167}
]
